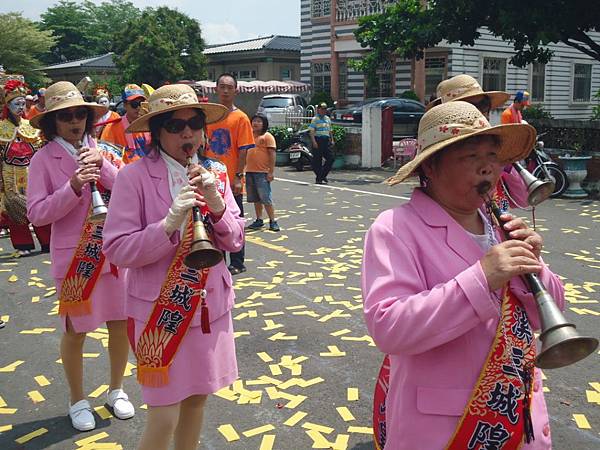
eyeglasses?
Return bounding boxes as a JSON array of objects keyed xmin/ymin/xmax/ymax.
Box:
[
  {"xmin": 129, "ymin": 100, "xmax": 142, "ymax": 109},
  {"xmin": 163, "ymin": 115, "xmax": 205, "ymax": 133},
  {"xmin": 56, "ymin": 108, "xmax": 88, "ymax": 122}
]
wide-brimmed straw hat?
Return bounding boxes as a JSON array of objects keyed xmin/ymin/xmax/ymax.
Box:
[
  {"xmin": 386, "ymin": 101, "xmax": 536, "ymax": 186},
  {"xmin": 436, "ymin": 74, "xmax": 510, "ymax": 110},
  {"xmin": 30, "ymin": 81, "xmax": 107, "ymax": 129},
  {"xmin": 126, "ymin": 84, "xmax": 228, "ymax": 133}
]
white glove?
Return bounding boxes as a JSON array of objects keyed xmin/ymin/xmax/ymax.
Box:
[
  {"xmin": 198, "ymin": 168, "xmax": 225, "ymax": 215},
  {"xmin": 163, "ymin": 185, "xmax": 197, "ymax": 235}
]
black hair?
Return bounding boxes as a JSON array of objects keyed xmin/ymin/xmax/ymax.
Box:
[
  {"xmin": 216, "ymin": 72, "xmax": 238, "ymax": 88},
  {"xmin": 250, "ymin": 114, "xmax": 269, "ymax": 134},
  {"xmin": 38, "ymin": 107, "xmax": 96, "ymax": 141},
  {"xmin": 148, "ymin": 108, "xmax": 207, "ymax": 155}
]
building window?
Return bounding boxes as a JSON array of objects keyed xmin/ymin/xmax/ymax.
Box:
[
  {"xmin": 311, "ymin": 62, "xmax": 331, "ymax": 95},
  {"xmin": 425, "ymin": 56, "xmax": 447, "ymax": 98},
  {"xmin": 232, "ymin": 70, "xmax": 256, "ymax": 80},
  {"xmin": 311, "ymin": 0, "xmax": 331, "ymax": 17},
  {"xmin": 366, "ymin": 60, "xmax": 393, "ymax": 98},
  {"xmin": 482, "ymin": 57, "xmax": 507, "ymax": 92},
  {"xmin": 530, "ymin": 63, "xmax": 545, "ymax": 102},
  {"xmin": 573, "ymin": 63, "xmax": 592, "ymax": 102},
  {"xmin": 281, "ymin": 68, "xmax": 292, "ymax": 80},
  {"xmin": 338, "ymin": 61, "xmax": 348, "ymax": 99}
]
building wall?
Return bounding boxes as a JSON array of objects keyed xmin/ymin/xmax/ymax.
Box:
[
  {"xmin": 301, "ymin": 0, "xmax": 600, "ymax": 119},
  {"xmin": 448, "ymin": 29, "xmax": 600, "ymax": 120},
  {"xmin": 206, "ymin": 52, "xmax": 300, "ymax": 82}
]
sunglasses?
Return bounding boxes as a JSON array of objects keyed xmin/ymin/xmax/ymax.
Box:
[
  {"xmin": 56, "ymin": 108, "xmax": 88, "ymax": 122},
  {"xmin": 163, "ymin": 115, "xmax": 205, "ymax": 134},
  {"xmin": 128, "ymin": 100, "xmax": 142, "ymax": 109}
]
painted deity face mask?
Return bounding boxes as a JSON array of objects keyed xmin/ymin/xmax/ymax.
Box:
[
  {"xmin": 8, "ymin": 97, "xmax": 26, "ymax": 117},
  {"xmin": 97, "ymin": 96, "xmax": 110, "ymax": 107}
]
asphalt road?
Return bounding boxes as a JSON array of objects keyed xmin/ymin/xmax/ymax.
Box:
[{"xmin": 0, "ymin": 165, "xmax": 598, "ymax": 450}]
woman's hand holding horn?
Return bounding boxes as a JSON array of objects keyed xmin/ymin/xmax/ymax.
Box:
[{"xmin": 189, "ymin": 164, "xmax": 225, "ymax": 217}]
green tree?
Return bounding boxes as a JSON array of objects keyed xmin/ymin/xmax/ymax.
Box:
[
  {"xmin": 40, "ymin": 0, "xmax": 141, "ymax": 64},
  {"xmin": 84, "ymin": 0, "xmax": 141, "ymax": 55},
  {"xmin": 112, "ymin": 7, "xmax": 208, "ymax": 86},
  {"xmin": 40, "ymin": 0, "xmax": 95, "ymax": 63},
  {"xmin": 353, "ymin": 0, "xmax": 600, "ymax": 75},
  {"xmin": 0, "ymin": 13, "xmax": 56, "ymax": 86}
]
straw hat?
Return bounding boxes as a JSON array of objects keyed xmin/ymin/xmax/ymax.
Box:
[
  {"xmin": 126, "ymin": 84, "xmax": 228, "ymax": 133},
  {"xmin": 436, "ymin": 74, "xmax": 510, "ymax": 110},
  {"xmin": 29, "ymin": 81, "xmax": 107, "ymax": 129},
  {"xmin": 386, "ymin": 101, "xmax": 536, "ymax": 186}
]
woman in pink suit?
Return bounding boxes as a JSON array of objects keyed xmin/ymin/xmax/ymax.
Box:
[
  {"xmin": 27, "ymin": 81, "xmax": 134, "ymax": 431},
  {"xmin": 363, "ymin": 102, "xmax": 565, "ymax": 450},
  {"xmin": 102, "ymin": 84, "xmax": 242, "ymax": 450}
]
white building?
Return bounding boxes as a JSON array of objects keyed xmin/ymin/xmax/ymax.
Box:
[{"xmin": 301, "ymin": 0, "xmax": 600, "ymax": 119}]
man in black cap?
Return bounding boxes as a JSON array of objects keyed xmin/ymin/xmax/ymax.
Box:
[{"xmin": 309, "ymin": 102, "xmax": 335, "ymax": 184}]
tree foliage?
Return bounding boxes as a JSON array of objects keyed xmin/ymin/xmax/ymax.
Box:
[
  {"xmin": 40, "ymin": 0, "xmax": 141, "ymax": 63},
  {"xmin": 111, "ymin": 7, "xmax": 208, "ymax": 86},
  {"xmin": 354, "ymin": 0, "xmax": 600, "ymax": 74},
  {"xmin": 0, "ymin": 12, "xmax": 56, "ymax": 86}
]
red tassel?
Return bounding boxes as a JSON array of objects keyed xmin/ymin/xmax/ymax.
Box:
[
  {"xmin": 110, "ymin": 263, "xmax": 119, "ymax": 278},
  {"xmin": 201, "ymin": 301, "xmax": 211, "ymax": 334}
]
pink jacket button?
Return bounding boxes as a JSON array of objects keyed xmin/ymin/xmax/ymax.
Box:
[{"xmin": 543, "ymin": 424, "xmax": 550, "ymax": 437}]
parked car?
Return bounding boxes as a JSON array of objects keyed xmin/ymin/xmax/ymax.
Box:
[
  {"xmin": 257, "ymin": 94, "xmax": 308, "ymax": 126},
  {"xmin": 331, "ymin": 97, "xmax": 425, "ymax": 137}
]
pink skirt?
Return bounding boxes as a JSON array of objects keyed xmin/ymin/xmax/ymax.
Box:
[
  {"xmin": 132, "ymin": 312, "xmax": 238, "ymax": 406},
  {"xmin": 56, "ymin": 271, "xmax": 127, "ymax": 333}
]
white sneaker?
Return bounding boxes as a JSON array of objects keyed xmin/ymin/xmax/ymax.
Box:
[
  {"xmin": 17, "ymin": 249, "xmax": 31, "ymax": 257},
  {"xmin": 69, "ymin": 399, "xmax": 96, "ymax": 431},
  {"xmin": 107, "ymin": 388, "xmax": 135, "ymax": 420}
]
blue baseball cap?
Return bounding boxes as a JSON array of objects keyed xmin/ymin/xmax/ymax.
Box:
[
  {"xmin": 122, "ymin": 84, "xmax": 146, "ymax": 102},
  {"xmin": 514, "ymin": 91, "xmax": 530, "ymax": 105}
]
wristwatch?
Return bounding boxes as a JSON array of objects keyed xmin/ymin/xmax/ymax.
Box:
[{"xmin": 235, "ymin": 172, "xmax": 244, "ymax": 178}]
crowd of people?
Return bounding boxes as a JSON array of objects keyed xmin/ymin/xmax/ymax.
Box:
[{"xmin": 0, "ymin": 67, "xmax": 566, "ymax": 450}]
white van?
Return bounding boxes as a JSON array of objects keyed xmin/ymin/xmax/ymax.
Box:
[{"xmin": 256, "ymin": 94, "xmax": 308, "ymax": 126}]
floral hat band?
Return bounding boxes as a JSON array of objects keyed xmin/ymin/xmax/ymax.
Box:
[
  {"xmin": 147, "ymin": 92, "xmax": 197, "ymax": 112},
  {"xmin": 417, "ymin": 118, "xmax": 489, "ymax": 152}
]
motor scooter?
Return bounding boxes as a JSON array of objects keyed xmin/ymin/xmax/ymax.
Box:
[{"xmin": 284, "ymin": 128, "xmax": 313, "ymax": 171}]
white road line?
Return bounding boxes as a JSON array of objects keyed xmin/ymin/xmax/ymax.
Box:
[{"xmin": 274, "ymin": 177, "xmax": 411, "ymax": 200}]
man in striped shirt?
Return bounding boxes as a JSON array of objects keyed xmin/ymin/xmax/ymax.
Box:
[{"xmin": 309, "ymin": 102, "xmax": 335, "ymax": 184}]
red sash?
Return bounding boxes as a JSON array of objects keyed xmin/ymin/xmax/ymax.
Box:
[
  {"xmin": 135, "ymin": 161, "xmax": 227, "ymax": 387},
  {"xmin": 446, "ymin": 289, "xmax": 535, "ymax": 449},
  {"xmin": 58, "ymin": 184, "xmax": 110, "ymax": 317}
]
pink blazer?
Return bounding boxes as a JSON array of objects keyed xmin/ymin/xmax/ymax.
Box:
[
  {"xmin": 27, "ymin": 140, "xmax": 118, "ymax": 279},
  {"xmin": 501, "ymin": 167, "xmax": 530, "ymax": 208},
  {"xmin": 102, "ymin": 154, "xmax": 245, "ymax": 327},
  {"xmin": 362, "ymin": 189, "xmax": 564, "ymax": 450}
]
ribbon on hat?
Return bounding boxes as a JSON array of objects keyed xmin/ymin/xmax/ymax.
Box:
[
  {"xmin": 148, "ymin": 92, "xmax": 197, "ymax": 112},
  {"xmin": 48, "ymin": 90, "xmax": 81, "ymax": 104},
  {"xmin": 417, "ymin": 118, "xmax": 489, "ymax": 152}
]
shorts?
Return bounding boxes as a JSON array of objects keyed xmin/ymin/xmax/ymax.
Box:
[{"xmin": 245, "ymin": 172, "xmax": 272, "ymax": 205}]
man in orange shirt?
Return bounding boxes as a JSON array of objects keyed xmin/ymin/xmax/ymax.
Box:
[
  {"xmin": 501, "ymin": 90, "xmax": 530, "ymax": 124},
  {"xmin": 100, "ymin": 84, "xmax": 151, "ymax": 164},
  {"xmin": 26, "ymin": 88, "xmax": 46, "ymax": 120},
  {"xmin": 205, "ymin": 73, "xmax": 255, "ymax": 275}
]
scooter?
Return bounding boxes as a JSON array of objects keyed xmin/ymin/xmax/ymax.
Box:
[
  {"xmin": 285, "ymin": 128, "xmax": 313, "ymax": 171},
  {"xmin": 525, "ymin": 133, "xmax": 568, "ymax": 198}
]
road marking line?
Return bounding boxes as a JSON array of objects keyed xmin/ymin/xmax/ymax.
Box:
[{"xmin": 274, "ymin": 177, "xmax": 410, "ymax": 200}]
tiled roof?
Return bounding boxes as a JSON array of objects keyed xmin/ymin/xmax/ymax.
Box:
[
  {"xmin": 204, "ymin": 35, "xmax": 300, "ymax": 55},
  {"xmin": 41, "ymin": 53, "xmax": 115, "ymax": 70}
]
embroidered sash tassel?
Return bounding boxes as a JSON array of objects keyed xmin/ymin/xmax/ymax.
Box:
[
  {"xmin": 201, "ymin": 301, "xmax": 211, "ymax": 334},
  {"xmin": 137, "ymin": 365, "xmax": 169, "ymax": 387},
  {"xmin": 59, "ymin": 299, "xmax": 92, "ymax": 317},
  {"xmin": 522, "ymin": 366, "xmax": 535, "ymax": 443}
]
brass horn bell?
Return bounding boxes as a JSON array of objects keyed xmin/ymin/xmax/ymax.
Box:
[
  {"xmin": 183, "ymin": 208, "xmax": 223, "ymax": 270},
  {"xmin": 512, "ymin": 162, "xmax": 555, "ymax": 206},
  {"xmin": 533, "ymin": 289, "xmax": 599, "ymax": 369}
]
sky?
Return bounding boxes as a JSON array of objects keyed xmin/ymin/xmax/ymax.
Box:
[{"xmin": 0, "ymin": 0, "xmax": 301, "ymax": 44}]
